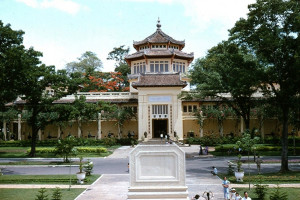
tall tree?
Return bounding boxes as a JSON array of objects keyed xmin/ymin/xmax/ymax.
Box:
[
  {"xmin": 66, "ymin": 51, "xmax": 102, "ymax": 76},
  {"xmin": 0, "ymin": 21, "xmax": 32, "ymax": 110},
  {"xmin": 229, "ymin": 0, "xmax": 300, "ymax": 172},
  {"xmin": 20, "ymin": 66, "xmax": 78, "ymax": 157},
  {"xmin": 190, "ymin": 41, "xmax": 263, "ymax": 130},
  {"xmin": 107, "ymin": 45, "xmax": 130, "ymax": 87}
]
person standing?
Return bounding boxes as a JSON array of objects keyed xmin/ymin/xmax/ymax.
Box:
[
  {"xmin": 241, "ymin": 191, "xmax": 251, "ymax": 200},
  {"xmin": 199, "ymin": 144, "xmax": 203, "ymax": 155},
  {"xmin": 222, "ymin": 177, "xmax": 230, "ymax": 200}
]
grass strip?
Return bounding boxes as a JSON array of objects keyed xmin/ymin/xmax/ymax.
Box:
[
  {"xmin": 0, "ymin": 174, "xmax": 100, "ymax": 185},
  {"xmin": 235, "ymin": 187, "xmax": 300, "ymax": 200},
  {"xmin": 218, "ymin": 171, "xmax": 300, "ymax": 184},
  {"xmin": 0, "ymin": 188, "xmax": 85, "ymax": 200}
]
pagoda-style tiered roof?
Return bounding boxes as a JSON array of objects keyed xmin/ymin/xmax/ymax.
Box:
[
  {"xmin": 126, "ymin": 49, "xmax": 194, "ymax": 61},
  {"xmin": 133, "ymin": 19, "xmax": 185, "ymax": 50},
  {"xmin": 125, "ymin": 19, "xmax": 194, "ymax": 64},
  {"xmin": 132, "ymin": 73, "xmax": 187, "ymax": 89}
]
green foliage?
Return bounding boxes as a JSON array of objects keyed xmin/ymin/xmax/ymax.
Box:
[
  {"xmin": 78, "ymin": 156, "xmax": 84, "ymax": 173},
  {"xmin": 184, "ymin": 135, "xmax": 241, "ymax": 146},
  {"xmin": 269, "ymin": 185, "xmax": 288, "ymax": 200},
  {"xmin": 76, "ymin": 147, "xmax": 107, "ymax": 153},
  {"xmin": 236, "ymin": 131, "xmax": 260, "ymax": 153},
  {"xmin": 27, "ymin": 147, "xmax": 108, "ymax": 154},
  {"xmin": 254, "ymin": 182, "xmax": 268, "ymax": 200},
  {"xmin": 84, "ymin": 159, "xmax": 93, "ymax": 176},
  {"xmin": 102, "ymin": 138, "xmax": 117, "ymax": 147},
  {"xmin": 66, "ymin": 51, "xmax": 102, "ymax": 75},
  {"xmin": 107, "ymin": 45, "xmax": 129, "ymax": 66},
  {"xmin": 55, "ymin": 136, "xmax": 77, "ymax": 162},
  {"xmin": 51, "ymin": 187, "xmax": 62, "ymax": 200},
  {"xmin": 237, "ymin": 154, "xmax": 243, "ymax": 172},
  {"xmin": 190, "ymin": 41, "xmax": 263, "ymax": 129},
  {"xmin": 35, "ymin": 188, "xmax": 48, "ymax": 200},
  {"xmin": 229, "ymin": 0, "xmax": 300, "ymax": 172},
  {"xmin": 27, "ymin": 148, "xmax": 56, "ymax": 154},
  {"xmin": 227, "ymin": 163, "xmax": 235, "ymax": 176},
  {"xmin": 117, "ymin": 138, "xmax": 138, "ymax": 146}
]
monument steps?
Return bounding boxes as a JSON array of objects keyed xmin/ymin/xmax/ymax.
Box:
[{"xmin": 128, "ymin": 186, "xmax": 188, "ymax": 192}]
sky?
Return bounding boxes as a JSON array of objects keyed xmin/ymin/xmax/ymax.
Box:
[{"xmin": 0, "ymin": 0, "xmax": 256, "ymax": 72}]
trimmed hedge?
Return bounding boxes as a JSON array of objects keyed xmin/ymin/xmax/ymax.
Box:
[
  {"xmin": 215, "ymin": 144, "xmax": 300, "ymax": 152},
  {"xmin": 185, "ymin": 136, "xmax": 300, "ymax": 147},
  {"xmin": 26, "ymin": 147, "xmax": 108, "ymax": 154},
  {"xmin": 0, "ymin": 138, "xmax": 137, "ymax": 147}
]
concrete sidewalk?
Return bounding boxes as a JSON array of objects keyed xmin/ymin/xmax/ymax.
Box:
[{"xmin": 75, "ymin": 174, "xmax": 225, "ymax": 200}]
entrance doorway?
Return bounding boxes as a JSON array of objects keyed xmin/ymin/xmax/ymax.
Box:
[{"xmin": 153, "ymin": 119, "xmax": 168, "ymax": 138}]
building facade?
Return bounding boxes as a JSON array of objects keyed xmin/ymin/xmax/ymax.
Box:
[{"xmin": 2, "ymin": 20, "xmax": 293, "ymax": 141}]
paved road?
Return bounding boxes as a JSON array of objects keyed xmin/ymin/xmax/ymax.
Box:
[{"xmin": 1, "ymin": 145, "xmax": 299, "ymax": 200}]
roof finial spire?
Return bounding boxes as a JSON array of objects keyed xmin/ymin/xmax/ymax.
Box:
[{"xmin": 156, "ymin": 17, "xmax": 161, "ymax": 30}]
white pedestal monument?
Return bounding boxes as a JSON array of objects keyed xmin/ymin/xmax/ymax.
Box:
[{"xmin": 127, "ymin": 144, "xmax": 189, "ymax": 200}]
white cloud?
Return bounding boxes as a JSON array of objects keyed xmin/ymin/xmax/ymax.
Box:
[
  {"xmin": 16, "ymin": 0, "xmax": 83, "ymax": 15},
  {"xmin": 180, "ymin": 0, "xmax": 255, "ymax": 33}
]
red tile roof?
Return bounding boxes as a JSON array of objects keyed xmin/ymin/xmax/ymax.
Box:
[
  {"xmin": 132, "ymin": 73, "xmax": 187, "ymax": 89},
  {"xmin": 133, "ymin": 29, "xmax": 185, "ymax": 48}
]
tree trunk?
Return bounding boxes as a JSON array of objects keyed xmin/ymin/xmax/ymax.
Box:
[
  {"xmin": 244, "ymin": 115, "xmax": 250, "ymax": 130},
  {"xmin": 218, "ymin": 120, "xmax": 223, "ymax": 137},
  {"xmin": 29, "ymin": 115, "xmax": 38, "ymax": 157},
  {"xmin": 280, "ymin": 106, "xmax": 289, "ymax": 172}
]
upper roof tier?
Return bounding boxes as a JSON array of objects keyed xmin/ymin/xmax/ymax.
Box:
[{"xmin": 133, "ymin": 18, "xmax": 185, "ymax": 50}]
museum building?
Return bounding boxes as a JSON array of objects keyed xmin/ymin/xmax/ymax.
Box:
[{"xmin": 4, "ymin": 20, "xmax": 286, "ymax": 141}]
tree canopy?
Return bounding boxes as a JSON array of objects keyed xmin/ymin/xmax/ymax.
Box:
[
  {"xmin": 0, "ymin": 21, "xmax": 38, "ymax": 110},
  {"xmin": 66, "ymin": 51, "xmax": 103, "ymax": 76},
  {"xmin": 229, "ymin": 0, "xmax": 300, "ymax": 172},
  {"xmin": 107, "ymin": 45, "xmax": 130, "ymax": 87},
  {"xmin": 190, "ymin": 41, "xmax": 263, "ymax": 129}
]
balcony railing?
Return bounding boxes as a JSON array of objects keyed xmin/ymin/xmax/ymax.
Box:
[{"xmin": 61, "ymin": 92, "xmax": 138, "ymax": 100}]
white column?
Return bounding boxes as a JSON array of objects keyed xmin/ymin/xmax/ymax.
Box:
[
  {"xmin": 18, "ymin": 114, "xmax": 22, "ymax": 140},
  {"xmin": 3, "ymin": 120, "xmax": 7, "ymax": 141},
  {"xmin": 77, "ymin": 118, "xmax": 82, "ymax": 138},
  {"xmin": 38, "ymin": 129, "xmax": 42, "ymax": 141},
  {"xmin": 261, "ymin": 121, "xmax": 265, "ymax": 140},
  {"xmin": 57, "ymin": 126, "xmax": 61, "ymax": 139},
  {"xmin": 97, "ymin": 113, "xmax": 101, "ymax": 139},
  {"xmin": 240, "ymin": 116, "xmax": 244, "ymax": 134},
  {"xmin": 200, "ymin": 111, "xmax": 204, "ymax": 137}
]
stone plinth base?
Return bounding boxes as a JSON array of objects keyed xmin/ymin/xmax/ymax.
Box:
[
  {"xmin": 127, "ymin": 144, "xmax": 189, "ymax": 200},
  {"xmin": 128, "ymin": 186, "xmax": 189, "ymax": 200}
]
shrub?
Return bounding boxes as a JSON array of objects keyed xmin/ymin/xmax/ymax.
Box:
[
  {"xmin": 116, "ymin": 138, "xmax": 138, "ymax": 145},
  {"xmin": 254, "ymin": 183, "xmax": 268, "ymax": 200},
  {"xmin": 227, "ymin": 162, "xmax": 235, "ymax": 176},
  {"xmin": 269, "ymin": 185, "xmax": 288, "ymax": 200},
  {"xmin": 102, "ymin": 138, "xmax": 117, "ymax": 146},
  {"xmin": 51, "ymin": 187, "xmax": 62, "ymax": 200},
  {"xmin": 35, "ymin": 188, "xmax": 48, "ymax": 200},
  {"xmin": 27, "ymin": 147, "xmax": 56, "ymax": 154},
  {"xmin": 55, "ymin": 136, "xmax": 77, "ymax": 162},
  {"xmin": 84, "ymin": 159, "xmax": 93, "ymax": 176},
  {"xmin": 76, "ymin": 147, "xmax": 107, "ymax": 153}
]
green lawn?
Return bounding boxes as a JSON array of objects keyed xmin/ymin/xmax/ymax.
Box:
[
  {"xmin": 219, "ymin": 171, "xmax": 300, "ymax": 184},
  {"xmin": 0, "ymin": 174, "xmax": 100, "ymax": 185},
  {"xmin": 0, "ymin": 188, "xmax": 85, "ymax": 200},
  {"xmin": 0, "ymin": 160, "xmax": 81, "ymax": 165},
  {"xmin": 235, "ymin": 187, "xmax": 300, "ymax": 200}
]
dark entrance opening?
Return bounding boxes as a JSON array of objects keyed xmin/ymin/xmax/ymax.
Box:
[{"xmin": 153, "ymin": 119, "xmax": 168, "ymax": 138}]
